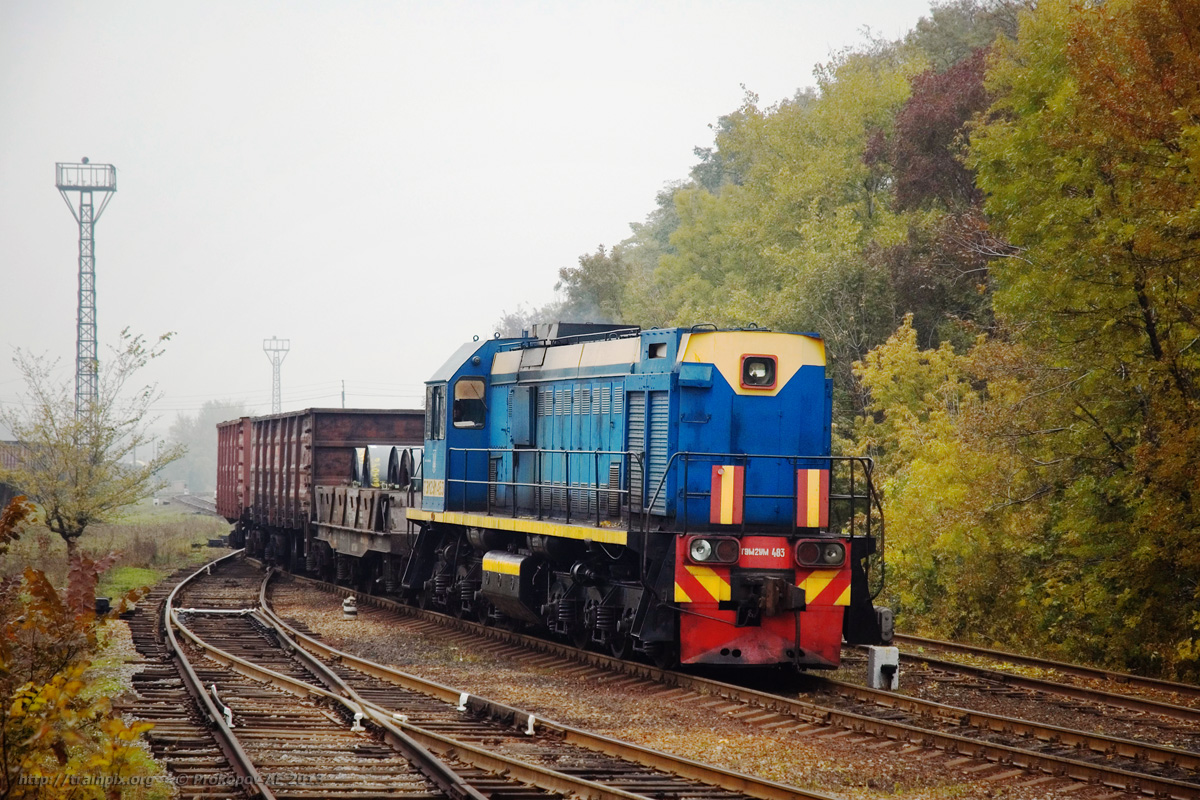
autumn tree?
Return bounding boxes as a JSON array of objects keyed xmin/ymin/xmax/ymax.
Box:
[
  {"xmin": 0, "ymin": 496, "xmax": 153, "ymax": 798},
  {"xmin": 0, "ymin": 330, "xmax": 184, "ymax": 560},
  {"xmin": 947, "ymin": 0, "xmax": 1200, "ymax": 674}
]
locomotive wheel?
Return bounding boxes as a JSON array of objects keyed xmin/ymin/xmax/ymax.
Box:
[
  {"xmin": 646, "ymin": 641, "xmax": 679, "ymax": 670},
  {"xmin": 569, "ymin": 625, "xmax": 591, "ymax": 651},
  {"xmin": 608, "ymin": 633, "xmax": 631, "ymax": 659}
]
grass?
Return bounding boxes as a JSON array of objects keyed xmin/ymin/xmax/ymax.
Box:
[
  {"xmin": 1, "ymin": 499, "xmax": 230, "ymax": 598},
  {"xmin": 98, "ymin": 566, "xmax": 164, "ymax": 602}
]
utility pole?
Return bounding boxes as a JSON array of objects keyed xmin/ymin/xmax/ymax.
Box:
[
  {"xmin": 341, "ymin": 380, "xmax": 345, "ymax": 409},
  {"xmin": 263, "ymin": 337, "xmax": 290, "ymax": 414},
  {"xmin": 56, "ymin": 159, "xmax": 117, "ymax": 416}
]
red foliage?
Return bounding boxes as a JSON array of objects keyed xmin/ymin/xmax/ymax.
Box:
[{"xmin": 892, "ymin": 48, "xmax": 990, "ymax": 211}]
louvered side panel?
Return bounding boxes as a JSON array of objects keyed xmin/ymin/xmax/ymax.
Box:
[
  {"xmin": 627, "ymin": 391, "xmax": 645, "ymax": 511},
  {"xmin": 648, "ymin": 390, "xmax": 670, "ymax": 515}
]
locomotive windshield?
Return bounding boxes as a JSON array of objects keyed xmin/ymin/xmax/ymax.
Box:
[{"xmin": 452, "ymin": 378, "xmax": 486, "ymax": 428}]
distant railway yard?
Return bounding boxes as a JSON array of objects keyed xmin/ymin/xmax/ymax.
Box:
[{"xmin": 114, "ymin": 550, "xmax": 1200, "ymax": 800}]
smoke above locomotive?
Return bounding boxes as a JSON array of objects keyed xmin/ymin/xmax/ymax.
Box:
[{"xmin": 220, "ymin": 323, "xmax": 892, "ymax": 669}]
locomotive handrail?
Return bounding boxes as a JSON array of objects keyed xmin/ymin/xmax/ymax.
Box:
[
  {"xmin": 444, "ymin": 446, "xmax": 645, "ymax": 528},
  {"xmin": 641, "ymin": 451, "xmax": 885, "ymax": 599},
  {"xmin": 641, "ymin": 450, "xmax": 879, "ymax": 536}
]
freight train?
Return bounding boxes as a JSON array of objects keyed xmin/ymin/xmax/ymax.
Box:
[{"xmin": 218, "ymin": 322, "xmax": 892, "ymax": 669}]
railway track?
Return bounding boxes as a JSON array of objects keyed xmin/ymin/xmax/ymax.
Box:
[
  {"xmin": 171, "ymin": 493, "xmax": 221, "ymax": 516},
  {"xmin": 890, "ymin": 633, "xmax": 1200, "ymax": 711},
  {"xmin": 160, "ymin": 554, "xmax": 831, "ymax": 800},
  {"xmin": 116, "ymin": 557, "xmax": 245, "ymax": 799},
  {"xmin": 271, "ymin": 569, "xmax": 1200, "ymax": 799}
]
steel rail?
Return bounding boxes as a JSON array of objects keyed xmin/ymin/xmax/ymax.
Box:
[
  {"xmin": 256, "ymin": 570, "xmax": 833, "ymax": 800},
  {"xmin": 892, "ymin": 633, "xmax": 1200, "ymax": 701},
  {"xmin": 162, "ymin": 549, "xmax": 276, "ymax": 800},
  {"xmin": 897, "ymin": 650, "xmax": 1200, "ymax": 724},
  {"xmin": 279, "ymin": 570, "xmax": 1200, "ymax": 799},
  {"xmin": 820, "ymin": 679, "xmax": 1200, "ymax": 772},
  {"xmin": 172, "ymin": 585, "xmax": 508, "ymax": 800},
  {"xmin": 176, "ymin": 556, "xmax": 814, "ymax": 800},
  {"xmin": 244, "ymin": 608, "xmax": 490, "ymax": 800}
]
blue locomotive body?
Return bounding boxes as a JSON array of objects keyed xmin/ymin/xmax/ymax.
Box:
[
  {"xmin": 420, "ymin": 325, "xmax": 833, "ymax": 528},
  {"xmin": 402, "ymin": 323, "xmax": 888, "ymax": 668}
]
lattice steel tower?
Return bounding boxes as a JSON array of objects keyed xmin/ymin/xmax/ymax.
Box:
[
  {"xmin": 56, "ymin": 159, "xmax": 117, "ymax": 416},
  {"xmin": 263, "ymin": 337, "xmax": 290, "ymax": 414}
]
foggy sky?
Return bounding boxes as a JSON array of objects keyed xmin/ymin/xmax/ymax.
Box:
[{"xmin": 1, "ymin": 0, "xmax": 935, "ymax": 432}]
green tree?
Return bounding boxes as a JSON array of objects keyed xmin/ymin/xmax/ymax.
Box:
[
  {"xmin": 162, "ymin": 400, "xmax": 246, "ymax": 494},
  {"xmin": 905, "ymin": 0, "xmax": 1023, "ymax": 72},
  {"xmin": 646, "ymin": 47, "xmax": 924, "ymax": 420},
  {"xmin": 554, "ymin": 245, "xmax": 631, "ymax": 322},
  {"xmin": 0, "ymin": 330, "xmax": 184, "ymax": 560}
]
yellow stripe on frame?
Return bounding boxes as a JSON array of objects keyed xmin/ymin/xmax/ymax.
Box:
[
  {"xmin": 482, "ymin": 556, "xmax": 521, "ymax": 575},
  {"xmin": 405, "ymin": 509, "xmax": 627, "ymax": 545},
  {"xmin": 674, "ymin": 582, "xmax": 693, "ymax": 603},
  {"xmin": 834, "ymin": 584, "xmax": 852, "ymax": 607}
]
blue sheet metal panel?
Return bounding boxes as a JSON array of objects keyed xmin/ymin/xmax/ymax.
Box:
[
  {"xmin": 488, "ymin": 385, "xmax": 514, "ymax": 508},
  {"xmin": 422, "ymin": 383, "xmax": 447, "ymax": 513},
  {"xmin": 523, "ymin": 379, "xmax": 626, "ymax": 517},
  {"xmin": 678, "ymin": 362, "xmax": 713, "ymax": 387},
  {"xmin": 677, "ymin": 371, "xmax": 732, "ymax": 528},
  {"xmin": 423, "ymin": 339, "xmax": 499, "ymax": 514},
  {"xmin": 636, "ymin": 329, "xmax": 681, "ymax": 373},
  {"xmin": 675, "ymin": 361, "xmax": 830, "ymax": 530},
  {"xmin": 625, "ymin": 372, "xmax": 672, "ymax": 392}
]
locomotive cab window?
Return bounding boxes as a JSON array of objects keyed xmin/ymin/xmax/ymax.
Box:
[
  {"xmin": 425, "ymin": 384, "xmax": 446, "ymax": 440},
  {"xmin": 452, "ymin": 378, "xmax": 486, "ymax": 428},
  {"xmin": 740, "ymin": 355, "xmax": 777, "ymax": 389}
]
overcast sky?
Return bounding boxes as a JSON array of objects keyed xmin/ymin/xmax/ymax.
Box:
[{"xmin": 1, "ymin": 0, "xmax": 935, "ymax": 431}]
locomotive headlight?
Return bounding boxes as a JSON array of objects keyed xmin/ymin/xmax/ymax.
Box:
[
  {"xmin": 740, "ymin": 355, "xmax": 777, "ymax": 389},
  {"xmin": 715, "ymin": 538, "xmax": 740, "ymax": 562},
  {"xmin": 687, "ymin": 536, "xmax": 740, "ymax": 565},
  {"xmin": 690, "ymin": 538, "xmax": 713, "ymax": 562},
  {"xmin": 796, "ymin": 541, "xmax": 821, "ymax": 565},
  {"xmin": 796, "ymin": 539, "xmax": 845, "ymax": 567}
]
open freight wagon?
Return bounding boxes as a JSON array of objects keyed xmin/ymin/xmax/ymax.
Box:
[{"xmin": 216, "ymin": 408, "xmax": 424, "ymax": 557}]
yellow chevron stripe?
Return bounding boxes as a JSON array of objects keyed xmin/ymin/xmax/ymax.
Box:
[
  {"xmin": 834, "ymin": 584, "xmax": 852, "ymax": 607},
  {"xmin": 686, "ymin": 565, "xmax": 731, "ymax": 601},
  {"xmin": 674, "ymin": 582, "xmax": 693, "ymax": 603},
  {"xmin": 799, "ymin": 569, "xmax": 838, "ymax": 604}
]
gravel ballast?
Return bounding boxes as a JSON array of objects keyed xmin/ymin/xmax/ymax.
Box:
[{"xmin": 269, "ymin": 581, "xmax": 1120, "ymax": 800}]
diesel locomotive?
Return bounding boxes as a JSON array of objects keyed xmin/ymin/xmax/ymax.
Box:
[{"xmin": 220, "ymin": 322, "xmax": 892, "ymax": 669}]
